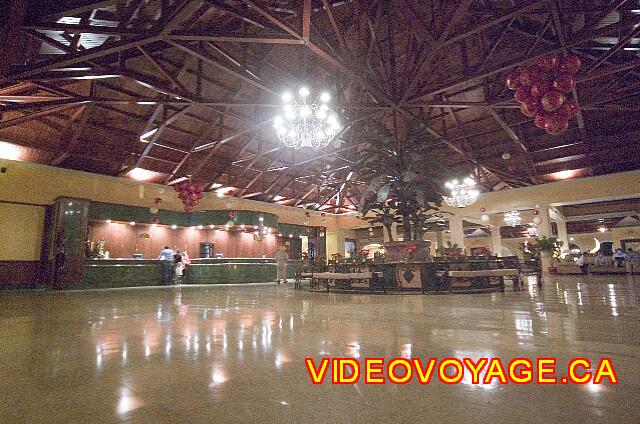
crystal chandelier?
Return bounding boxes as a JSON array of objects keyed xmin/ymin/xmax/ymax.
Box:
[
  {"xmin": 504, "ymin": 210, "xmax": 522, "ymax": 227},
  {"xmin": 443, "ymin": 177, "xmax": 479, "ymax": 208},
  {"xmin": 273, "ymin": 87, "xmax": 342, "ymax": 150}
]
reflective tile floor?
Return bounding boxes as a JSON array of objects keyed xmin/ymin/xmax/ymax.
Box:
[{"xmin": 1, "ymin": 275, "xmax": 639, "ymax": 423}]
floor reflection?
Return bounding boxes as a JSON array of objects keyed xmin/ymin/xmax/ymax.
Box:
[{"xmin": 0, "ymin": 276, "xmax": 638, "ymax": 423}]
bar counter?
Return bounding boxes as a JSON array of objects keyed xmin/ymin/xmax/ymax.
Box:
[{"xmin": 83, "ymin": 258, "xmax": 295, "ymax": 289}]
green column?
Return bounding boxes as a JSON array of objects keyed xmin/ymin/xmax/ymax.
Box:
[{"xmin": 47, "ymin": 197, "xmax": 90, "ymax": 288}]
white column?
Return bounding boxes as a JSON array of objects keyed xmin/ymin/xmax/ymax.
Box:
[
  {"xmin": 436, "ymin": 231, "xmax": 444, "ymax": 254},
  {"xmin": 491, "ymin": 224, "xmax": 502, "ymax": 256},
  {"xmin": 537, "ymin": 206, "xmax": 553, "ymax": 238},
  {"xmin": 555, "ymin": 217, "xmax": 570, "ymax": 257},
  {"xmin": 537, "ymin": 206, "xmax": 553, "ymax": 273},
  {"xmin": 449, "ymin": 215, "xmax": 465, "ymax": 253}
]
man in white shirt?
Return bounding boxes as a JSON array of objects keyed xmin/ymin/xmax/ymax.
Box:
[
  {"xmin": 157, "ymin": 246, "xmax": 174, "ymax": 285},
  {"xmin": 274, "ymin": 246, "xmax": 289, "ymax": 284}
]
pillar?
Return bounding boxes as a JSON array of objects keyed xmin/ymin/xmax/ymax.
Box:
[
  {"xmin": 435, "ymin": 231, "xmax": 444, "ymax": 254},
  {"xmin": 536, "ymin": 205, "xmax": 553, "ymax": 238},
  {"xmin": 555, "ymin": 217, "xmax": 570, "ymax": 257},
  {"xmin": 491, "ymin": 224, "xmax": 502, "ymax": 256},
  {"xmin": 449, "ymin": 215, "xmax": 465, "ymax": 253},
  {"xmin": 537, "ymin": 206, "xmax": 553, "ymax": 273},
  {"xmin": 47, "ymin": 197, "xmax": 90, "ymax": 288}
]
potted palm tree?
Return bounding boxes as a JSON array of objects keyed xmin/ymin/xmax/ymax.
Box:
[{"xmin": 359, "ymin": 121, "xmax": 450, "ymax": 261}]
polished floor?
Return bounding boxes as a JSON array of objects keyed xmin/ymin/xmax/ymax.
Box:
[{"xmin": 1, "ymin": 275, "xmax": 639, "ymax": 423}]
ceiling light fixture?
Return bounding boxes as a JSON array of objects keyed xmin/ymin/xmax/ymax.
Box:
[
  {"xmin": 273, "ymin": 88, "xmax": 342, "ymax": 149},
  {"xmin": 0, "ymin": 141, "xmax": 22, "ymax": 161},
  {"xmin": 127, "ymin": 167, "xmax": 156, "ymax": 181},
  {"xmin": 504, "ymin": 210, "xmax": 522, "ymax": 227},
  {"xmin": 443, "ymin": 177, "xmax": 479, "ymax": 208}
]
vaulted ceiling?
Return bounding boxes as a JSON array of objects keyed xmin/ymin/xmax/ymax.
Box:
[{"xmin": 2, "ymin": 0, "xmax": 640, "ymax": 213}]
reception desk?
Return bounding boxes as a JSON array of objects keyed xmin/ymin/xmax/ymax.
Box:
[{"xmin": 83, "ymin": 258, "xmax": 295, "ymax": 289}]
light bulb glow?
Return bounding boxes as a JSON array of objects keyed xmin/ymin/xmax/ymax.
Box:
[{"xmin": 274, "ymin": 87, "xmax": 343, "ymax": 150}]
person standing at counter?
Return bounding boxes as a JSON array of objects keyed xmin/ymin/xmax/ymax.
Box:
[
  {"xmin": 275, "ymin": 246, "xmax": 289, "ymax": 284},
  {"xmin": 157, "ymin": 246, "xmax": 174, "ymax": 285},
  {"xmin": 174, "ymin": 250, "xmax": 184, "ymax": 285}
]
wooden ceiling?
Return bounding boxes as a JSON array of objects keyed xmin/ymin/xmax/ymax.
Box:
[{"xmin": 2, "ymin": 0, "xmax": 640, "ymax": 212}]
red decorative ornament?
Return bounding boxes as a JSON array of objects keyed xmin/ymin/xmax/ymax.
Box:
[
  {"xmin": 553, "ymin": 73, "xmax": 576, "ymax": 93},
  {"xmin": 151, "ymin": 217, "xmax": 160, "ymax": 224},
  {"xmin": 559, "ymin": 55, "xmax": 581, "ymax": 74},
  {"xmin": 544, "ymin": 114, "xmax": 569, "ymax": 135},
  {"xmin": 537, "ymin": 54, "xmax": 559, "ymax": 72},
  {"xmin": 558, "ymin": 99, "xmax": 579, "ymax": 119},
  {"xmin": 533, "ymin": 210, "xmax": 540, "ymax": 215},
  {"xmin": 518, "ymin": 67, "xmax": 539, "ymax": 86},
  {"xmin": 480, "ymin": 207, "xmax": 486, "ymax": 212},
  {"xmin": 514, "ymin": 87, "xmax": 530, "ymax": 103},
  {"xmin": 541, "ymin": 91, "xmax": 565, "ymax": 112},
  {"xmin": 176, "ymin": 182, "xmax": 205, "ymax": 212},
  {"xmin": 506, "ymin": 71, "xmax": 521, "ymax": 90},
  {"xmin": 520, "ymin": 98, "xmax": 539, "ymax": 117},
  {"xmin": 229, "ymin": 210, "xmax": 236, "ymax": 218},
  {"xmin": 534, "ymin": 113, "xmax": 548, "ymax": 129},
  {"xmin": 530, "ymin": 80, "xmax": 552, "ymax": 98},
  {"xmin": 506, "ymin": 54, "xmax": 581, "ymax": 136}
]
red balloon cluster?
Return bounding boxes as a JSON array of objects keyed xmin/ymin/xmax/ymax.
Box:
[
  {"xmin": 175, "ymin": 182, "xmax": 205, "ymax": 212},
  {"xmin": 506, "ymin": 54, "xmax": 581, "ymax": 135}
]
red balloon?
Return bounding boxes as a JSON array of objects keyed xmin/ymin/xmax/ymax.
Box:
[
  {"xmin": 544, "ymin": 114, "xmax": 569, "ymax": 135},
  {"xmin": 553, "ymin": 73, "xmax": 576, "ymax": 93},
  {"xmin": 521, "ymin": 98, "xmax": 539, "ymax": 117},
  {"xmin": 531, "ymin": 80, "xmax": 552, "ymax": 98},
  {"xmin": 506, "ymin": 71, "xmax": 521, "ymax": 90},
  {"xmin": 541, "ymin": 91, "xmax": 565, "ymax": 112},
  {"xmin": 514, "ymin": 87, "xmax": 531, "ymax": 103},
  {"xmin": 537, "ymin": 55, "xmax": 559, "ymax": 72},
  {"xmin": 519, "ymin": 67, "xmax": 540, "ymax": 86},
  {"xmin": 559, "ymin": 55, "xmax": 581, "ymax": 74}
]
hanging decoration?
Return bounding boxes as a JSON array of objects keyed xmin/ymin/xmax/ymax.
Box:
[
  {"xmin": 273, "ymin": 87, "xmax": 342, "ymax": 150},
  {"xmin": 506, "ymin": 54, "xmax": 581, "ymax": 136},
  {"xmin": 150, "ymin": 197, "xmax": 162, "ymax": 214},
  {"xmin": 175, "ymin": 182, "xmax": 204, "ymax": 213},
  {"xmin": 526, "ymin": 224, "xmax": 539, "ymax": 237},
  {"xmin": 443, "ymin": 177, "xmax": 479, "ymax": 208},
  {"xmin": 303, "ymin": 211, "xmax": 311, "ymax": 226},
  {"xmin": 226, "ymin": 210, "xmax": 236, "ymax": 229},
  {"xmin": 504, "ymin": 210, "xmax": 522, "ymax": 227}
]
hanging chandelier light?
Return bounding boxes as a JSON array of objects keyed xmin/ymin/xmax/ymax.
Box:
[
  {"xmin": 526, "ymin": 224, "xmax": 538, "ymax": 237},
  {"xmin": 273, "ymin": 87, "xmax": 342, "ymax": 150},
  {"xmin": 443, "ymin": 177, "xmax": 479, "ymax": 208},
  {"xmin": 504, "ymin": 210, "xmax": 522, "ymax": 227}
]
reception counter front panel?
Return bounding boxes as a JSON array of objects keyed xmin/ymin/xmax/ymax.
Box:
[{"xmin": 83, "ymin": 258, "xmax": 295, "ymax": 289}]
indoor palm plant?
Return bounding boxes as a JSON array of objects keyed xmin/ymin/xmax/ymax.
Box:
[{"xmin": 358, "ymin": 121, "xmax": 451, "ymax": 260}]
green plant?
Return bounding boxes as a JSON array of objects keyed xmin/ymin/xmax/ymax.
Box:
[
  {"xmin": 523, "ymin": 236, "xmax": 563, "ymax": 258},
  {"xmin": 359, "ymin": 120, "xmax": 452, "ymax": 241},
  {"xmin": 437, "ymin": 241, "xmax": 464, "ymax": 257},
  {"xmin": 363, "ymin": 202, "xmax": 400, "ymax": 241}
]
